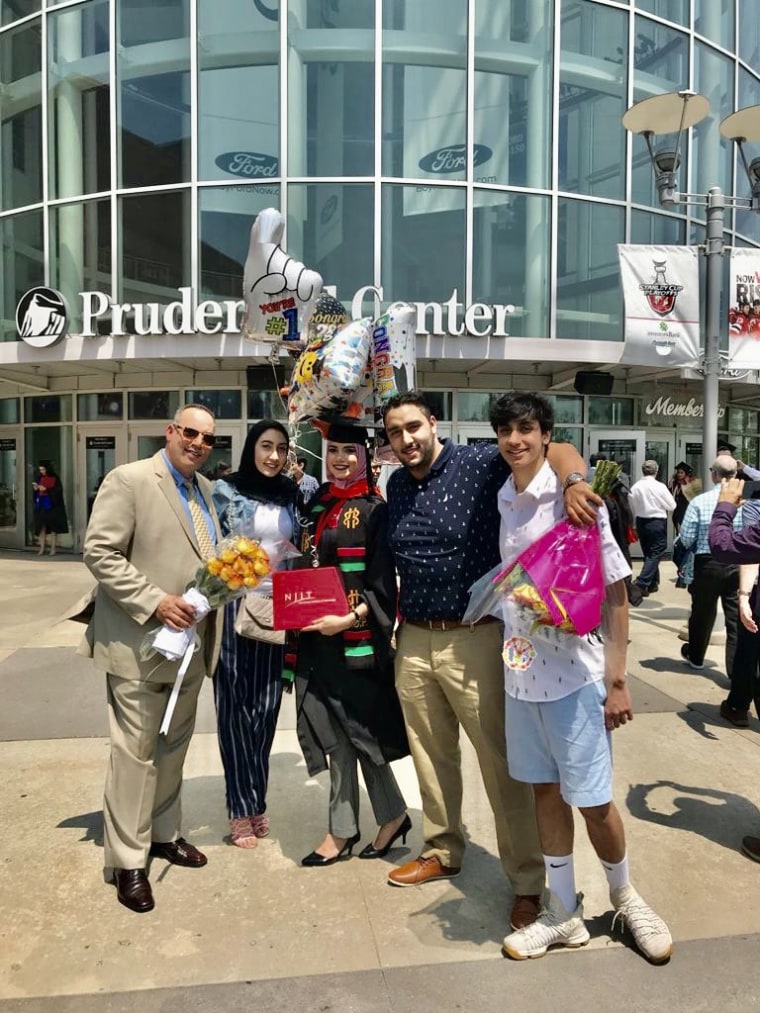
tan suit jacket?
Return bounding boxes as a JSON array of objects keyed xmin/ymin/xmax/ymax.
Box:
[{"xmin": 78, "ymin": 450, "xmax": 222, "ymax": 681}]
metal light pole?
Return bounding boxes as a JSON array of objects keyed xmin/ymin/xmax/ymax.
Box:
[
  {"xmin": 622, "ymin": 91, "xmax": 760, "ymax": 488},
  {"xmin": 703, "ymin": 185, "xmax": 724, "ymax": 472}
]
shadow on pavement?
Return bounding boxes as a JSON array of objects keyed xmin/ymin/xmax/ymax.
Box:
[
  {"xmin": 625, "ymin": 779, "xmax": 760, "ymax": 854},
  {"xmin": 57, "ymin": 809, "xmax": 103, "ymax": 846}
]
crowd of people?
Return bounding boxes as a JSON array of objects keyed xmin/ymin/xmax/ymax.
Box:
[{"xmin": 83, "ymin": 392, "xmax": 760, "ymax": 968}]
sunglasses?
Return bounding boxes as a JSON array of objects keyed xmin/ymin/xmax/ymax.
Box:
[{"xmin": 175, "ymin": 425, "xmax": 216, "ymax": 448}]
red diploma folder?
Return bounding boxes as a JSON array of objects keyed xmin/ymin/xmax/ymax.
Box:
[{"xmin": 272, "ymin": 567, "xmax": 350, "ymax": 630}]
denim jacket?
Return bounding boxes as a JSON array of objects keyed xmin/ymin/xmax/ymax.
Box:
[{"xmin": 212, "ymin": 478, "xmax": 298, "ymax": 543}]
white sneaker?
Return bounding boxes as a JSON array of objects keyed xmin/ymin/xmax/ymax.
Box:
[
  {"xmin": 502, "ymin": 891, "xmax": 590, "ymax": 960},
  {"xmin": 611, "ymin": 884, "xmax": 673, "ymax": 964}
]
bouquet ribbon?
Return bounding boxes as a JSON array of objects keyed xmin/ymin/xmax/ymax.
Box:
[{"xmin": 148, "ymin": 587, "xmax": 210, "ymax": 736}]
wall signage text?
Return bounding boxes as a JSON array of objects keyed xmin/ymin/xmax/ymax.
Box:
[
  {"xmin": 16, "ymin": 286, "xmax": 516, "ymax": 342},
  {"xmin": 645, "ymin": 395, "xmax": 726, "ymax": 420}
]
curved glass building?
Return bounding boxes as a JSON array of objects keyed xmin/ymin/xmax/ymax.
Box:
[{"xmin": 1, "ymin": 0, "xmax": 759, "ymax": 549}]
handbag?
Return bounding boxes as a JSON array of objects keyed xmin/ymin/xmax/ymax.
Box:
[{"xmin": 234, "ymin": 594, "xmax": 285, "ymax": 645}]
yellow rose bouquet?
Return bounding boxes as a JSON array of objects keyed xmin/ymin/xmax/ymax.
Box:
[
  {"xmin": 141, "ymin": 536, "xmax": 272, "ymax": 733},
  {"xmin": 197, "ymin": 535, "xmax": 272, "ymax": 606}
]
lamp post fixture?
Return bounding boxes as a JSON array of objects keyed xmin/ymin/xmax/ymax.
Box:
[{"xmin": 622, "ymin": 90, "xmax": 760, "ymax": 487}]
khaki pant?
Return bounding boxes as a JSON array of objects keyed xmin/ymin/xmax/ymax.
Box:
[
  {"xmin": 103, "ymin": 661, "xmax": 205, "ymax": 872},
  {"xmin": 395, "ymin": 621, "xmax": 544, "ymax": 894}
]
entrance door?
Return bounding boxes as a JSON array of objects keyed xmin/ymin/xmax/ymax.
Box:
[
  {"xmin": 78, "ymin": 427, "xmax": 127, "ymax": 546},
  {"xmin": 0, "ymin": 429, "xmax": 22, "ymax": 549},
  {"xmin": 645, "ymin": 433, "xmax": 676, "ymax": 490},
  {"xmin": 676, "ymin": 432, "xmax": 702, "ymax": 480},
  {"xmin": 589, "ymin": 430, "xmax": 646, "ymax": 487}
]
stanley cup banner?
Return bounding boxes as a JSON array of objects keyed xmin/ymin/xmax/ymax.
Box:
[
  {"xmin": 728, "ymin": 248, "xmax": 760, "ymax": 369},
  {"xmin": 618, "ymin": 245, "xmax": 701, "ymax": 367}
]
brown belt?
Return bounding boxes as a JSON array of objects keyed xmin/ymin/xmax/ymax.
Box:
[{"xmin": 405, "ymin": 616, "xmax": 500, "ymax": 632}]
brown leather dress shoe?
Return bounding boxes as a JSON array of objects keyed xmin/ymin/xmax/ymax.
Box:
[
  {"xmin": 387, "ymin": 854, "xmax": 460, "ymax": 887},
  {"xmin": 510, "ymin": 893, "xmax": 542, "ymax": 929},
  {"xmin": 114, "ymin": 869, "xmax": 154, "ymax": 913},
  {"xmin": 149, "ymin": 837, "xmax": 207, "ymax": 868}
]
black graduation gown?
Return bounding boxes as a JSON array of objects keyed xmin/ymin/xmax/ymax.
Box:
[{"xmin": 295, "ymin": 492, "xmax": 409, "ymax": 777}]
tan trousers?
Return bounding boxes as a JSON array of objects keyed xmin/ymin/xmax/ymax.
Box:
[
  {"xmin": 395, "ymin": 621, "xmax": 544, "ymax": 894},
  {"xmin": 103, "ymin": 661, "xmax": 205, "ymax": 872}
]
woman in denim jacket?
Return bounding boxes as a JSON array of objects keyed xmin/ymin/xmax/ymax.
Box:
[{"xmin": 212, "ymin": 420, "xmax": 299, "ymax": 848}]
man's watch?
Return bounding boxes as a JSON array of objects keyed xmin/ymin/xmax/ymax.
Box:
[{"xmin": 562, "ymin": 471, "xmax": 585, "ymax": 492}]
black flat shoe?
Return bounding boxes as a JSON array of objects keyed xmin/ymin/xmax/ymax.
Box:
[
  {"xmin": 301, "ymin": 831, "xmax": 361, "ymax": 867},
  {"xmin": 358, "ymin": 814, "xmax": 412, "ymax": 859}
]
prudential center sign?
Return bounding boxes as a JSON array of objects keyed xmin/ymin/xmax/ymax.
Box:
[{"xmin": 15, "ymin": 285, "xmax": 516, "ymax": 346}]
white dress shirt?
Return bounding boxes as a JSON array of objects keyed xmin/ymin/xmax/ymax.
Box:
[{"xmin": 629, "ymin": 475, "xmax": 677, "ymax": 519}]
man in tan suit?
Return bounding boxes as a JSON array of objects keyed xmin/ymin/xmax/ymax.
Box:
[{"xmin": 81, "ymin": 404, "xmax": 222, "ymax": 913}]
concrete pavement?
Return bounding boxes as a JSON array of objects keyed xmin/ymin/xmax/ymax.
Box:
[{"xmin": 2, "ymin": 551, "xmax": 760, "ymax": 1011}]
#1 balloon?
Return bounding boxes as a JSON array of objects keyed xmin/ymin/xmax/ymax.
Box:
[{"xmin": 242, "ymin": 208, "xmax": 323, "ymax": 343}]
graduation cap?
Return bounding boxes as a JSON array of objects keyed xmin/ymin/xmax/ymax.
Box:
[
  {"xmin": 311, "ymin": 417, "xmax": 369, "ymax": 444},
  {"xmin": 717, "ymin": 440, "xmax": 737, "ymax": 454}
]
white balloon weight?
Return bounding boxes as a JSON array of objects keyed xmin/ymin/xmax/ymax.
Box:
[{"xmin": 242, "ymin": 208, "xmax": 323, "ymax": 343}]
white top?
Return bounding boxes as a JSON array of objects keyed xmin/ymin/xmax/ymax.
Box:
[
  {"xmin": 251, "ymin": 502, "xmax": 293, "ymax": 594},
  {"xmin": 497, "ymin": 461, "xmax": 631, "ymax": 702},
  {"xmin": 628, "ymin": 475, "xmax": 677, "ymax": 519}
]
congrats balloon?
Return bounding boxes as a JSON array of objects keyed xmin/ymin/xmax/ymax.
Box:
[
  {"xmin": 242, "ymin": 208, "xmax": 323, "ymax": 343},
  {"xmin": 371, "ymin": 302, "xmax": 416, "ymax": 462},
  {"xmin": 371, "ymin": 302, "xmax": 417, "ymax": 417}
]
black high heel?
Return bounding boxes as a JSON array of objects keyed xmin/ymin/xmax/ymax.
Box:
[
  {"xmin": 358, "ymin": 814, "xmax": 412, "ymax": 859},
  {"xmin": 301, "ymin": 831, "xmax": 361, "ymax": 867}
]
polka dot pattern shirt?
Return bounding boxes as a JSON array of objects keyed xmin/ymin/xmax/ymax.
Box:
[{"xmin": 387, "ymin": 439, "xmax": 509, "ymax": 621}]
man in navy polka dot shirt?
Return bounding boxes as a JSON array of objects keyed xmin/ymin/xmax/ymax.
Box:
[{"xmin": 382, "ymin": 390, "xmax": 599, "ymax": 935}]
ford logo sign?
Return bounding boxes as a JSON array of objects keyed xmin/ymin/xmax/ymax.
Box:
[
  {"xmin": 320, "ymin": 195, "xmax": 339, "ymax": 225},
  {"xmin": 253, "ymin": 0, "xmax": 278, "ymax": 20},
  {"xmin": 215, "ymin": 151, "xmax": 279, "ymax": 178},
  {"xmin": 418, "ymin": 143, "xmax": 492, "ymax": 174}
]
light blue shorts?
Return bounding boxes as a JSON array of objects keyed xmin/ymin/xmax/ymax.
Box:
[{"xmin": 505, "ymin": 680, "xmax": 613, "ymax": 808}]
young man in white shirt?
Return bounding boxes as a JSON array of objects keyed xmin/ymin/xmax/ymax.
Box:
[{"xmin": 490, "ymin": 392, "xmax": 672, "ymax": 965}]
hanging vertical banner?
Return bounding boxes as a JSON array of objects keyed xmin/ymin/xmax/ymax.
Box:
[
  {"xmin": 618, "ymin": 245, "xmax": 700, "ymax": 367},
  {"xmin": 728, "ymin": 247, "xmax": 760, "ymax": 369}
]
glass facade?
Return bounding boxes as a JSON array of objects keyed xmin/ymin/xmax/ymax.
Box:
[{"xmin": 0, "ymin": 0, "xmax": 759, "ymax": 350}]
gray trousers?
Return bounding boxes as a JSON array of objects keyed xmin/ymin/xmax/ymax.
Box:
[{"xmin": 327, "ymin": 717, "xmax": 406, "ymax": 838}]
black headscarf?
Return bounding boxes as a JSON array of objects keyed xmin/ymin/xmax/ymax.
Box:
[{"xmin": 226, "ymin": 419, "xmax": 298, "ymax": 506}]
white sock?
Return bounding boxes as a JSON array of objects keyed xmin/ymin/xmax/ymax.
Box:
[
  {"xmin": 543, "ymin": 853, "xmax": 576, "ymax": 913},
  {"xmin": 601, "ymin": 854, "xmax": 630, "ymax": 894}
]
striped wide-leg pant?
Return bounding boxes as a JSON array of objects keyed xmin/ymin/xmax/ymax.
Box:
[{"xmin": 214, "ymin": 602, "xmax": 284, "ymax": 819}]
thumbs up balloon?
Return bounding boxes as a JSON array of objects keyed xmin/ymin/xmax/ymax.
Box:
[{"xmin": 242, "ymin": 208, "xmax": 323, "ymax": 343}]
